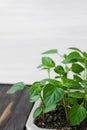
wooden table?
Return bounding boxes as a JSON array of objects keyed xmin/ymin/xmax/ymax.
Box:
[{"xmin": 0, "ymin": 84, "xmax": 33, "ymax": 130}]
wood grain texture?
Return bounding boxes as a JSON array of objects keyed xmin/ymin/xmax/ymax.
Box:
[{"xmin": 0, "ymin": 84, "xmax": 33, "ymax": 130}]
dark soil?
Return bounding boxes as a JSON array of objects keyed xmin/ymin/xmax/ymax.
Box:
[{"xmin": 34, "ymin": 106, "xmax": 87, "ymax": 130}]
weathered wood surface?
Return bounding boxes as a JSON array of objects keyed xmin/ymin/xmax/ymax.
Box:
[{"xmin": 0, "ymin": 84, "xmax": 33, "ymax": 130}]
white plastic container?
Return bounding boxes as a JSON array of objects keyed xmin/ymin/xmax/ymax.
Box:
[{"xmin": 26, "ymin": 101, "xmax": 54, "ymax": 130}]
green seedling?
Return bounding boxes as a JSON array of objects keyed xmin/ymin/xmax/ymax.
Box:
[{"xmin": 7, "ymin": 48, "xmax": 87, "ymax": 126}]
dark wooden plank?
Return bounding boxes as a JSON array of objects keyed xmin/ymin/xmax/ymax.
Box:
[{"xmin": 0, "ymin": 84, "xmax": 33, "ymax": 130}]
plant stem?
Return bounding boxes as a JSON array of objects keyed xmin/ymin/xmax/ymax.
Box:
[
  {"xmin": 39, "ymin": 94, "xmax": 45, "ymax": 123},
  {"xmin": 63, "ymin": 96, "xmax": 68, "ymax": 122},
  {"xmin": 48, "ymin": 69, "xmax": 50, "ymax": 78},
  {"xmin": 61, "ymin": 74, "xmax": 69, "ymax": 123},
  {"xmin": 67, "ymin": 87, "xmax": 70, "ymax": 108},
  {"xmin": 39, "ymin": 94, "xmax": 45, "ymax": 107},
  {"xmin": 82, "ymin": 98, "xmax": 85, "ymax": 107}
]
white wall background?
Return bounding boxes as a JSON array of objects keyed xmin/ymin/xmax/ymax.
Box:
[{"xmin": 0, "ymin": 0, "xmax": 87, "ymax": 84}]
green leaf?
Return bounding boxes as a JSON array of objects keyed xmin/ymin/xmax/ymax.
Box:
[
  {"xmin": 33, "ymin": 107, "xmax": 42, "ymax": 118},
  {"xmin": 84, "ymin": 59, "xmax": 87, "ymax": 68},
  {"xmin": 62, "ymin": 51, "xmax": 83, "ymax": 64},
  {"xmin": 30, "ymin": 95, "xmax": 40, "ymax": 102},
  {"xmin": 29, "ymin": 82, "xmax": 42, "ymax": 102},
  {"xmin": 7, "ymin": 82, "xmax": 25, "ymax": 94},
  {"xmin": 65, "ymin": 97, "xmax": 78, "ymax": 105},
  {"xmin": 71, "ymin": 63, "xmax": 84, "ymax": 74},
  {"xmin": 44, "ymin": 104, "xmax": 56, "ymax": 113},
  {"xmin": 46, "ymin": 79, "xmax": 61, "ymax": 86},
  {"xmin": 37, "ymin": 64, "xmax": 49, "ymax": 70},
  {"xmin": 40, "ymin": 78, "xmax": 62, "ymax": 86},
  {"xmin": 83, "ymin": 52, "xmax": 87, "ymax": 67},
  {"xmin": 42, "ymin": 49, "xmax": 58, "ymax": 55},
  {"xmin": 85, "ymin": 94, "xmax": 87, "ymax": 101},
  {"xmin": 64, "ymin": 78, "xmax": 82, "ymax": 89},
  {"xmin": 42, "ymin": 57, "xmax": 55, "ymax": 68},
  {"xmin": 54, "ymin": 65, "xmax": 65, "ymax": 75},
  {"xmin": 69, "ymin": 91, "xmax": 84, "ymax": 99},
  {"xmin": 69, "ymin": 105, "xmax": 87, "ymax": 126},
  {"xmin": 69, "ymin": 47, "xmax": 83, "ymax": 54},
  {"xmin": 43, "ymin": 84, "xmax": 64, "ymax": 106},
  {"xmin": 82, "ymin": 80, "xmax": 87, "ymax": 87},
  {"xmin": 81, "ymin": 80, "xmax": 87, "ymax": 92},
  {"xmin": 73, "ymin": 75, "xmax": 83, "ymax": 82},
  {"xmin": 82, "ymin": 80, "xmax": 87, "ymax": 93},
  {"xmin": 83, "ymin": 52, "xmax": 87, "ymax": 58}
]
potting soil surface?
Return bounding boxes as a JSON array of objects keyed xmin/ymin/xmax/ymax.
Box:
[{"xmin": 35, "ymin": 105, "xmax": 87, "ymax": 130}]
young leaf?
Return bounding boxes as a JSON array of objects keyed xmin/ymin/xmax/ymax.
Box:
[
  {"xmin": 85, "ymin": 94, "xmax": 87, "ymax": 101},
  {"xmin": 83, "ymin": 52, "xmax": 87, "ymax": 57},
  {"xmin": 33, "ymin": 107, "xmax": 42, "ymax": 118},
  {"xmin": 47, "ymin": 79, "xmax": 62, "ymax": 86},
  {"xmin": 81, "ymin": 80, "xmax": 87, "ymax": 92},
  {"xmin": 40, "ymin": 78, "xmax": 62, "ymax": 86},
  {"xmin": 29, "ymin": 95, "xmax": 40, "ymax": 102},
  {"xmin": 7, "ymin": 82, "xmax": 25, "ymax": 94},
  {"xmin": 69, "ymin": 91, "xmax": 84, "ymax": 99},
  {"xmin": 44, "ymin": 104, "xmax": 56, "ymax": 113},
  {"xmin": 84, "ymin": 60, "xmax": 87, "ymax": 67},
  {"xmin": 37, "ymin": 64, "xmax": 49, "ymax": 70},
  {"xmin": 29, "ymin": 82, "xmax": 42, "ymax": 102},
  {"xmin": 71, "ymin": 63, "xmax": 84, "ymax": 74},
  {"xmin": 42, "ymin": 57, "xmax": 55, "ymax": 68},
  {"xmin": 65, "ymin": 97, "xmax": 78, "ymax": 105},
  {"xmin": 69, "ymin": 105, "xmax": 87, "ymax": 126},
  {"xmin": 64, "ymin": 78, "xmax": 82, "ymax": 89},
  {"xmin": 83, "ymin": 52, "xmax": 87, "ymax": 67},
  {"xmin": 62, "ymin": 51, "xmax": 83, "ymax": 64},
  {"xmin": 42, "ymin": 49, "xmax": 58, "ymax": 55},
  {"xmin": 81, "ymin": 80, "xmax": 87, "ymax": 87},
  {"xmin": 73, "ymin": 75, "xmax": 83, "ymax": 82},
  {"xmin": 69, "ymin": 47, "xmax": 83, "ymax": 54},
  {"xmin": 43, "ymin": 84, "xmax": 64, "ymax": 106},
  {"xmin": 54, "ymin": 65, "xmax": 65, "ymax": 75}
]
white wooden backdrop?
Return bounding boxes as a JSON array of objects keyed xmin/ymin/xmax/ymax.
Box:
[{"xmin": 0, "ymin": 0, "xmax": 87, "ymax": 84}]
